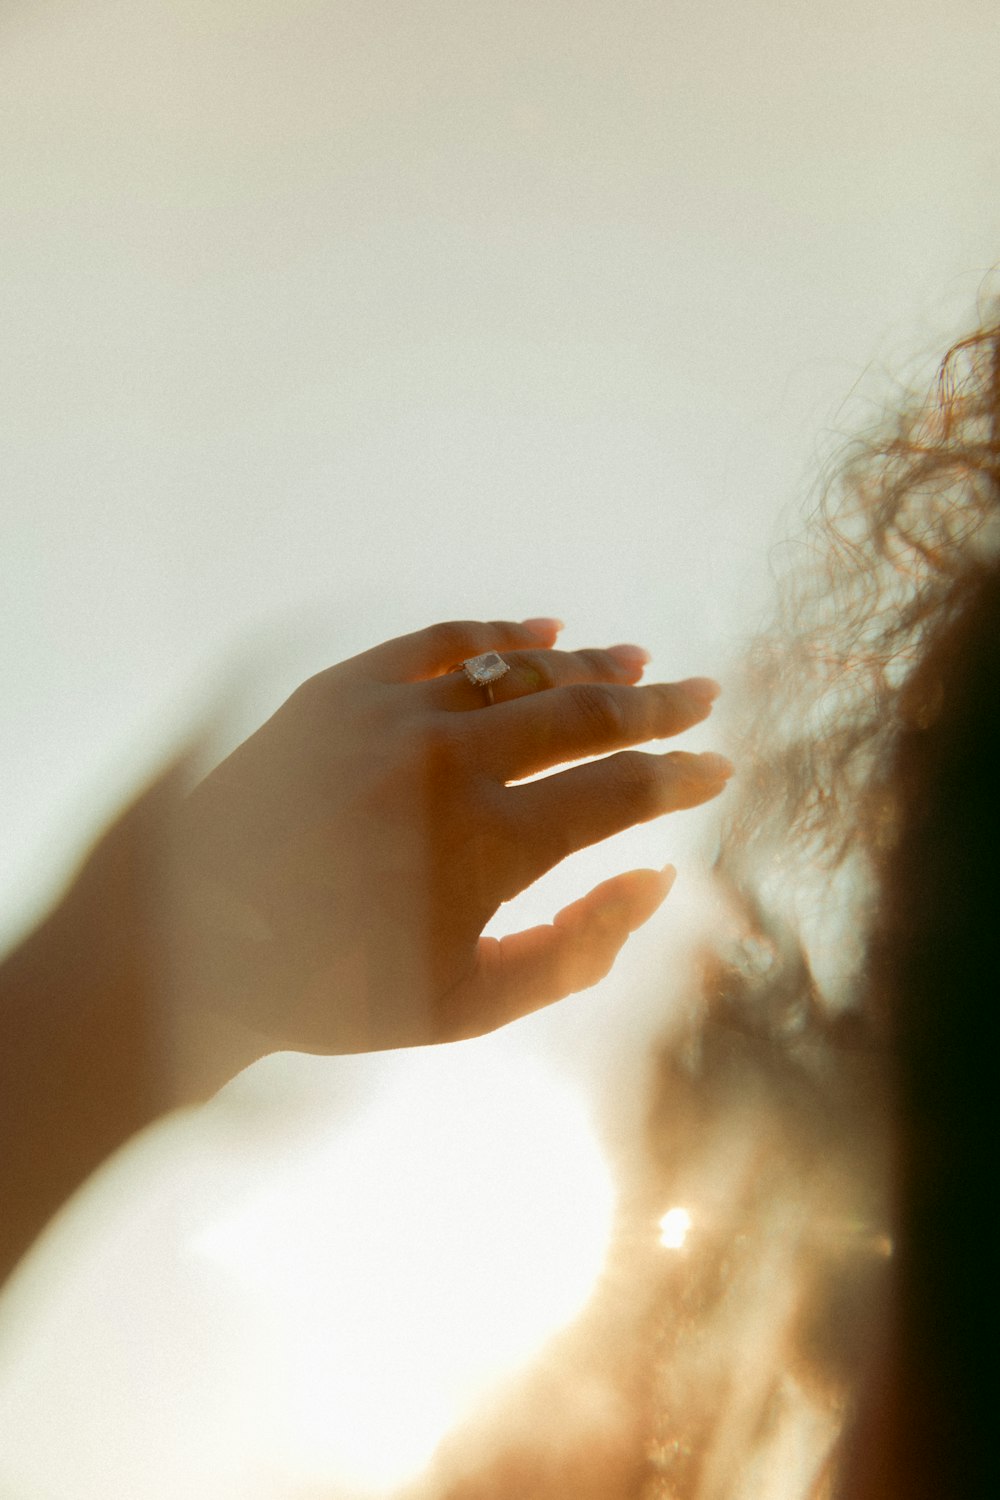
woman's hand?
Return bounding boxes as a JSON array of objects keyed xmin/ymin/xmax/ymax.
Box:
[
  {"xmin": 171, "ymin": 618, "xmax": 732, "ymax": 1060},
  {"xmin": 0, "ymin": 615, "xmax": 731, "ymax": 1273}
]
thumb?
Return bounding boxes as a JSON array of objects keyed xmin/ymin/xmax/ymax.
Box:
[{"xmin": 443, "ymin": 866, "xmax": 676, "ymax": 1039}]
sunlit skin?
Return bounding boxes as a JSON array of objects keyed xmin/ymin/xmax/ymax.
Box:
[
  {"xmin": 0, "ymin": 615, "xmax": 731, "ymax": 1283},
  {"xmin": 170, "ymin": 616, "xmax": 730, "ymax": 1065}
]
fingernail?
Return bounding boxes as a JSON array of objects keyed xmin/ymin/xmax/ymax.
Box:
[
  {"xmin": 679, "ymin": 676, "xmax": 721, "ymax": 704},
  {"xmin": 660, "ymin": 864, "xmax": 677, "ymax": 895},
  {"xmin": 523, "ymin": 616, "xmax": 565, "ymax": 636},
  {"xmin": 608, "ymin": 643, "xmax": 652, "ymax": 667},
  {"xmin": 697, "ymin": 752, "xmax": 735, "ymax": 779}
]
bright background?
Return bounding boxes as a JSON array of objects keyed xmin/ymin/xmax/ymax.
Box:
[{"xmin": 1, "ymin": 2, "xmax": 999, "ymax": 1496}]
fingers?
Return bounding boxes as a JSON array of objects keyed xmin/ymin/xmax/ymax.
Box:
[
  {"xmin": 346, "ymin": 617, "xmax": 564, "ymax": 683},
  {"xmin": 442, "ymin": 867, "xmax": 676, "ymax": 1037},
  {"xmin": 423, "ymin": 642, "xmax": 660, "ymax": 711},
  {"xmin": 464, "ymin": 677, "xmax": 723, "ymax": 780},
  {"xmin": 505, "ymin": 750, "xmax": 733, "ymax": 887}
]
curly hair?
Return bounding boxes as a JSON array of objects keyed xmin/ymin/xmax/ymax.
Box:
[
  {"xmin": 714, "ymin": 309, "xmax": 1000, "ymax": 1033},
  {"xmin": 640, "ymin": 302, "xmax": 1000, "ymax": 1500},
  {"xmin": 427, "ymin": 302, "xmax": 1000, "ymax": 1500}
]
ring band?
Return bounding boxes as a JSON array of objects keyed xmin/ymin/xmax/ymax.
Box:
[{"xmin": 461, "ymin": 651, "xmax": 510, "ymax": 705}]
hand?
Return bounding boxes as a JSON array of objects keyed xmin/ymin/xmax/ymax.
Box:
[{"xmin": 170, "ymin": 618, "xmax": 732, "ymax": 1062}]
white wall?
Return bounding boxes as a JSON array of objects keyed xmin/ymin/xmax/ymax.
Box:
[
  {"xmin": 4, "ymin": 0, "xmax": 998, "ymax": 939},
  {"xmin": 1, "ymin": 2, "xmax": 998, "ymax": 1494}
]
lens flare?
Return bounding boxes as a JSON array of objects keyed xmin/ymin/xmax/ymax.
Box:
[{"xmin": 658, "ymin": 1206, "xmax": 692, "ymax": 1250}]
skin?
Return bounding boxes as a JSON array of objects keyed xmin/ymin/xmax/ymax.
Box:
[{"xmin": 0, "ymin": 616, "xmax": 731, "ymax": 1282}]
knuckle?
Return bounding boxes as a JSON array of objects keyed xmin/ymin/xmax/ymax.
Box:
[
  {"xmin": 418, "ymin": 715, "xmax": 467, "ymax": 777},
  {"xmin": 611, "ymin": 750, "xmax": 661, "ymax": 815},
  {"xmin": 289, "ymin": 668, "xmax": 338, "ymax": 718},
  {"xmin": 488, "ymin": 618, "xmax": 533, "ymax": 644},
  {"xmin": 428, "ymin": 619, "xmax": 479, "ymax": 662},
  {"xmin": 515, "ymin": 650, "xmax": 555, "ymax": 690},
  {"xmin": 577, "ymin": 647, "xmax": 616, "ymax": 677},
  {"xmin": 571, "ymin": 932, "xmax": 618, "ymax": 992},
  {"xmin": 653, "ymin": 682, "xmax": 695, "ymax": 726},
  {"xmin": 570, "ymin": 682, "xmax": 628, "ymax": 740},
  {"xmin": 488, "ymin": 619, "xmax": 542, "ymax": 654},
  {"xmin": 588, "ymin": 946, "xmax": 617, "ymax": 986}
]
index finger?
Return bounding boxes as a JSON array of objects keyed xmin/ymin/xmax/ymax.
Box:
[
  {"xmin": 465, "ymin": 677, "xmax": 721, "ymax": 779},
  {"xmin": 342, "ymin": 617, "xmax": 564, "ymax": 683}
]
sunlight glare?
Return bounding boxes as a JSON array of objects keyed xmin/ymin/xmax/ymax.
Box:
[
  {"xmin": 190, "ymin": 1036, "xmax": 615, "ymax": 1495},
  {"xmin": 658, "ymin": 1206, "xmax": 693, "ymax": 1250}
]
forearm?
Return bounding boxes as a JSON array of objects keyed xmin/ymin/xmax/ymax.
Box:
[{"xmin": 0, "ymin": 771, "xmax": 183, "ymax": 1284}]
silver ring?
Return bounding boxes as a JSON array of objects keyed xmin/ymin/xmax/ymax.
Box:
[{"xmin": 461, "ymin": 651, "xmax": 510, "ymax": 705}]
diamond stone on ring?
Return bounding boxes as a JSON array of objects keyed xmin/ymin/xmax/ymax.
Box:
[{"xmin": 461, "ymin": 651, "xmax": 510, "ymax": 704}]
